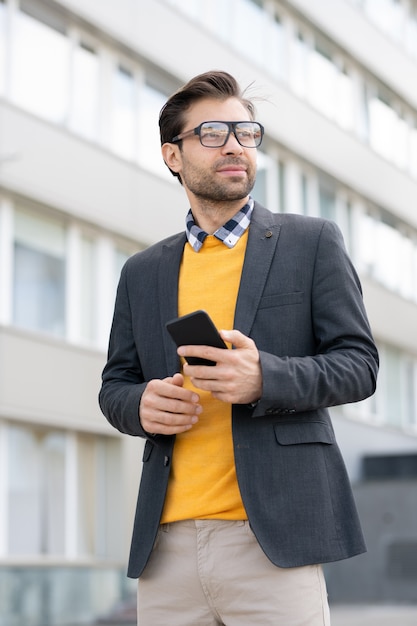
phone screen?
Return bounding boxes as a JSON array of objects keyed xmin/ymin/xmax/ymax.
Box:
[{"xmin": 166, "ymin": 310, "xmax": 227, "ymax": 365}]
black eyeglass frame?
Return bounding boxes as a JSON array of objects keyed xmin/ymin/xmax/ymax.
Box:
[{"xmin": 171, "ymin": 120, "xmax": 264, "ymax": 148}]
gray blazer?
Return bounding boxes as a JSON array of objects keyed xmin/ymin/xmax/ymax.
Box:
[{"xmin": 99, "ymin": 202, "xmax": 378, "ymax": 578}]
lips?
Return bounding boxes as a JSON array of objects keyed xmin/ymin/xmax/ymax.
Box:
[
  {"xmin": 216, "ymin": 161, "xmax": 248, "ymax": 176},
  {"xmin": 217, "ymin": 165, "xmax": 246, "ymax": 173}
]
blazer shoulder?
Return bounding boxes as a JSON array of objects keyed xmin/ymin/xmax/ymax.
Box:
[
  {"xmin": 253, "ymin": 202, "xmax": 341, "ymax": 238},
  {"xmin": 123, "ymin": 231, "xmax": 186, "ymax": 272}
]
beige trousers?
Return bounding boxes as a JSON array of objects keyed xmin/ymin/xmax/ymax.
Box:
[{"xmin": 137, "ymin": 519, "xmax": 331, "ymax": 626}]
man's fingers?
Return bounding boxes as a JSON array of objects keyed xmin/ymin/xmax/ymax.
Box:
[{"xmin": 139, "ymin": 376, "xmax": 201, "ymax": 435}]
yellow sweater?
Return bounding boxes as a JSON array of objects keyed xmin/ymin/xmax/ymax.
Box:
[{"xmin": 161, "ymin": 231, "xmax": 249, "ymax": 522}]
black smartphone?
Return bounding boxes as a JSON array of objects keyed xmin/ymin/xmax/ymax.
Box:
[{"xmin": 166, "ymin": 310, "xmax": 227, "ymax": 366}]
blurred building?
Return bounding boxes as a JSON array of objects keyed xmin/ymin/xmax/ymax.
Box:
[{"xmin": 0, "ymin": 0, "xmax": 416, "ymax": 623}]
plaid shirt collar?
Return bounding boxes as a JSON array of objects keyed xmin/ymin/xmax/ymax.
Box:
[{"xmin": 185, "ymin": 197, "xmax": 254, "ymax": 252}]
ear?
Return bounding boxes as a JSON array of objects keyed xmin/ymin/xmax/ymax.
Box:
[{"xmin": 161, "ymin": 142, "xmax": 182, "ymax": 174}]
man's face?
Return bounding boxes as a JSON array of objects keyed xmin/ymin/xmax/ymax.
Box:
[{"xmin": 168, "ymin": 97, "xmax": 258, "ymax": 204}]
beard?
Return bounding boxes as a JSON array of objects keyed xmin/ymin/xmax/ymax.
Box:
[{"xmin": 180, "ymin": 156, "xmax": 256, "ymax": 203}]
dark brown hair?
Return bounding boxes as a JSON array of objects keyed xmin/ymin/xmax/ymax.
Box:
[{"xmin": 159, "ymin": 70, "xmax": 256, "ymax": 181}]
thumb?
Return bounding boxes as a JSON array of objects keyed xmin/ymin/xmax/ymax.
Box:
[
  {"xmin": 220, "ymin": 329, "xmax": 253, "ymax": 349},
  {"xmin": 171, "ymin": 372, "xmax": 185, "ymax": 387}
]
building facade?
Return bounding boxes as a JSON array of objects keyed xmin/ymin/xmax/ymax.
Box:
[{"xmin": 0, "ymin": 0, "xmax": 417, "ymax": 623}]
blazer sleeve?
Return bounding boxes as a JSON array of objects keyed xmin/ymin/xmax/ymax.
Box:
[
  {"xmin": 253, "ymin": 219, "xmax": 378, "ymax": 417},
  {"xmin": 99, "ymin": 263, "xmax": 148, "ymax": 438}
]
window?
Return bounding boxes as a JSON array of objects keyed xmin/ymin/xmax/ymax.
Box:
[
  {"xmin": 8, "ymin": 425, "xmax": 66, "ymax": 555},
  {"xmin": 410, "ymin": 122, "xmax": 417, "ymax": 179},
  {"xmin": 309, "ymin": 44, "xmax": 338, "ymax": 119},
  {"xmin": 407, "ymin": 5, "xmax": 417, "ymax": 60},
  {"xmin": 350, "ymin": 343, "xmax": 417, "ymax": 430},
  {"xmin": 356, "ymin": 207, "xmax": 417, "ymax": 303},
  {"xmin": 290, "ymin": 31, "xmax": 308, "ymax": 98},
  {"xmin": 13, "ymin": 209, "xmax": 66, "ymax": 337},
  {"xmin": 368, "ymin": 94, "xmax": 407, "ymax": 168},
  {"xmin": 384, "ymin": 345, "xmax": 405, "ymax": 427},
  {"xmin": 336, "ymin": 67, "xmax": 354, "ymax": 130},
  {"xmin": 11, "ymin": 1, "xmax": 70, "ymax": 123},
  {"xmin": 4, "ymin": 422, "xmax": 123, "ymax": 560},
  {"xmin": 0, "ymin": 0, "xmax": 6, "ymax": 95},
  {"xmin": 112, "ymin": 64, "xmax": 136, "ymax": 159},
  {"xmin": 265, "ymin": 11, "xmax": 286, "ymax": 80},
  {"xmin": 70, "ymin": 41, "xmax": 100, "ymax": 140},
  {"xmin": 319, "ymin": 184, "xmax": 336, "ymax": 221},
  {"xmin": 364, "ymin": 0, "xmax": 405, "ymax": 41},
  {"xmin": 79, "ymin": 235, "xmax": 95, "ymax": 343},
  {"xmin": 233, "ymin": 0, "xmax": 265, "ymax": 67},
  {"xmin": 78, "ymin": 434, "xmax": 123, "ymax": 559},
  {"xmin": 138, "ymin": 81, "xmax": 171, "ymax": 177},
  {"xmin": 404, "ymin": 358, "xmax": 417, "ymax": 429}
]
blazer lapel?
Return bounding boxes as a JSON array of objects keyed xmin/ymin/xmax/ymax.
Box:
[{"xmin": 234, "ymin": 203, "xmax": 281, "ymax": 336}]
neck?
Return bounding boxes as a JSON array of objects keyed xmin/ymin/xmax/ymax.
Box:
[{"xmin": 189, "ymin": 196, "xmax": 249, "ymax": 234}]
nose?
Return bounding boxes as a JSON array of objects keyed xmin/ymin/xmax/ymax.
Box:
[{"xmin": 221, "ymin": 131, "xmax": 243, "ymax": 155}]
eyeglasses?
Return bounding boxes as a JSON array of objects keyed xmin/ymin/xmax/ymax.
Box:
[{"xmin": 171, "ymin": 121, "xmax": 264, "ymax": 148}]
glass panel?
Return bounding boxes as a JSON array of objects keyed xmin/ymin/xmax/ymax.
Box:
[
  {"xmin": 393, "ymin": 115, "xmax": 408, "ymax": 170},
  {"xmin": 384, "ymin": 345, "xmax": 403, "ymax": 426},
  {"xmin": 77, "ymin": 434, "xmax": 123, "ymax": 559},
  {"xmin": 0, "ymin": 567, "xmax": 132, "ymax": 626},
  {"xmin": 397, "ymin": 233, "xmax": 414, "ymax": 299},
  {"xmin": 96, "ymin": 438, "xmax": 123, "ymax": 559},
  {"xmin": 77, "ymin": 433, "xmax": 97, "ymax": 556},
  {"xmin": 407, "ymin": 8, "xmax": 417, "ymax": 60},
  {"xmin": 233, "ymin": 0, "xmax": 265, "ymax": 66},
  {"xmin": 290, "ymin": 32, "xmax": 308, "ymax": 97},
  {"xmin": 301, "ymin": 174, "xmax": 309, "ymax": 215},
  {"xmin": 278, "ymin": 161, "xmax": 286, "ymax": 213},
  {"xmin": 265, "ymin": 13, "xmax": 285, "ymax": 80},
  {"xmin": 42, "ymin": 433, "xmax": 66, "ymax": 554},
  {"xmin": 251, "ymin": 165, "xmax": 268, "ymax": 206},
  {"xmin": 369, "ymin": 95, "xmax": 397, "ymax": 162},
  {"xmin": 413, "ymin": 241, "xmax": 417, "ymax": 302},
  {"xmin": 0, "ymin": 0, "xmax": 6, "ymax": 95},
  {"xmin": 13, "ymin": 209, "xmax": 66, "ymax": 336},
  {"xmin": 79, "ymin": 235, "xmax": 95, "ymax": 343},
  {"xmin": 374, "ymin": 219, "xmax": 401, "ymax": 291},
  {"xmin": 11, "ymin": 5, "xmax": 70, "ymax": 123},
  {"xmin": 138, "ymin": 82, "xmax": 171, "ymax": 178},
  {"xmin": 336, "ymin": 70, "xmax": 354, "ymax": 130},
  {"xmin": 319, "ymin": 185, "xmax": 336, "ymax": 220},
  {"xmin": 404, "ymin": 360, "xmax": 416, "ymax": 428},
  {"xmin": 112, "ymin": 64, "xmax": 136, "ymax": 160},
  {"xmin": 71, "ymin": 41, "xmax": 99, "ymax": 140},
  {"xmin": 357, "ymin": 211, "xmax": 378, "ymax": 275},
  {"xmin": 205, "ymin": 0, "xmax": 233, "ymax": 43},
  {"xmin": 364, "ymin": 0, "xmax": 404, "ymax": 40},
  {"xmin": 8, "ymin": 426, "xmax": 42, "ymax": 554},
  {"xmin": 8, "ymin": 425, "xmax": 66, "ymax": 555},
  {"xmin": 115, "ymin": 247, "xmax": 130, "ymax": 278},
  {"xmin": 309, "ymin": 47, "xmax": 337, "ymax": 119},
  {"xmin": 410, "ymin": 125, "xmax": 417, "ymax": 179}
]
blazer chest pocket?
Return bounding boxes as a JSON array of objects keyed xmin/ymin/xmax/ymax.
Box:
[
  {"xmin": 258, "ymin": 291, "xmax": 303, "ymax": 310},
  {"xmin": 274, "ymin": 421, "xmax": 335, "ymax": 445}
]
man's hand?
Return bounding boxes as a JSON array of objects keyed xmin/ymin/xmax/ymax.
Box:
[
  {"xmin": 139, "ymin": 373, "xmax": 202, "ymax": 435},
  {"xmin": 179, "ymin": 329, "xmax": 262, "ymax": 405}
]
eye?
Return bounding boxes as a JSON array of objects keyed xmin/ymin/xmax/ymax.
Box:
[{"xmin": 203, "ymin": 127, "xmax": 226, "ymax": 139}]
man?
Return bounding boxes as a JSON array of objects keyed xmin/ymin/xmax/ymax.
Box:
[{"xmin": 99, "ymin": 70, "xmax": 378, "ymax": 625}]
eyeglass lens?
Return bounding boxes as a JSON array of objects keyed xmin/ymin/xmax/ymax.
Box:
[{"xmin": 200, "ymin": 122, "xmax": 262, "ymax": 147}]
